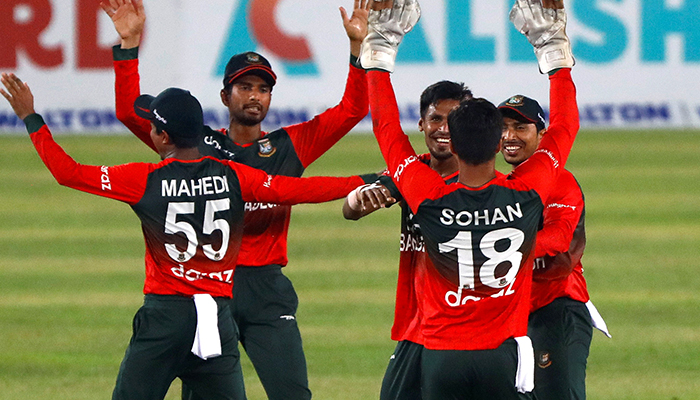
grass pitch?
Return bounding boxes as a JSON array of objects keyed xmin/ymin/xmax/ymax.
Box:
[{"xmin": 0, "ymin": 130, "xmax": 699, "ymax": 399}]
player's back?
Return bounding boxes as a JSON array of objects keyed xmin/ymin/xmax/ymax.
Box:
[
  {"xmin": 132, "ymin": 157, "xmax": 247, "ymax": 298},
  {"xmin": 413, "ymin": 176, "xmax": 545, "ymax": 350}
]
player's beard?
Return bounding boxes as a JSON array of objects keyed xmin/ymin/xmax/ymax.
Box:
[{"xmin": 232, "ymin": 108, "xmax": 267, "ymax": 127}]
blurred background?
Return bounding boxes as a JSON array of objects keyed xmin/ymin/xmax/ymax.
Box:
[{"xmin": 1, "ymin": 0, "xmax": 699, "ymax": 134}]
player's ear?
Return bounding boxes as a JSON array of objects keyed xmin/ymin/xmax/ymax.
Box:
[
  {"xmin": 160, "ymin": 130, "xmax": 173, "ymax": 146},
  {"xmin": 537, "ymin": 127, "xmax": 546, "ymax": 145},
  {"xmin": 220, "ymin": 88, "xmax": 230, "ymax": 107}
]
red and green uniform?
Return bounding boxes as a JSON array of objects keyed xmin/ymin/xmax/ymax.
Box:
[
  {"xmin": 23, "ymin": 113, "xmax": 365, "ymax": 400},
  {"xmin": 528, "ymin": 169, "xmax": 595, "ymax": 400},
  {"xmin": 530, "ymin": 170, "xmax": 589, "ymax": 311},
  {"xmin": 381, "ymin": 153, "xmax": 461, "ymax": 400},
  {"xmin": 367, "ymin": 68, "xmax": 579, "ymax": 399},
  {"xmin": 381, "ymin": 156, "xmax": 506, "ymax": 400},
  {"xmin": 113, "ymin": 46, "xmax": 369, "ymax": 400}
]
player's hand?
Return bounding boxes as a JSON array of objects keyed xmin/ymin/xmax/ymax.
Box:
[
  {"xmin": 0, "ymin": 73, "xmax": 36, "ymax": 120},
  {"xmin": 542, "ymin": 0, "xmax": 564, "ymax": 10},
  {"xmin": 341, "ymin": 0, "xmax": 372, "ymax": 58},
  {"xmin": 341, "ymin": 0, "xmax": 372, "ymax": 43},
  {"xmin": 359, "ymin": 0, "xmax": 421, "ymax": 72},
  {"xmin": 360, "ymin": 183, "xmax": 396, "ymax": 210},
  {"xmin": 347, "ymin": 182, "xmax": 396, "ymax": 211},
  {"xmin": 509, "ymin": 0, "xmax": 573, "ymax": 73},
  {"xmin": 100, "ymin": 0, "xmax": 146, "ymax": 49}
]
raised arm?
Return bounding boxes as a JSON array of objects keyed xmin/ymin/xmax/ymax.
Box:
[
  {"xmin": 284, "ymin": 0, "xmax": 373, "ymax": 168},
  {"xmin": 102, "ymin": 0, "xmax": 156, "ymax": 151},
  {"xmin": 509, "ymin": 0, "xmax": 579, "ymax": 202},
  {"xmin": 360, "ymin": 0, "xmax": 443, "ymax": 213}
]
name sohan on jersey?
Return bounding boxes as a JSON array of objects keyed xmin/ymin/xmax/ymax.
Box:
[{"xmin": 439, "ymin": 202, "xmax": 523, "ymax": 227}]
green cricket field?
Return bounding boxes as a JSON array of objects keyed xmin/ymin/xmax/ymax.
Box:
[{"xmin": 0, "ymin": 130, "xmax": 698, "ymax": 399}]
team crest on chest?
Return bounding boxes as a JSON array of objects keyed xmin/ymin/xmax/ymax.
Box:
[{"xmin": 257, "ymin": 137, "xmax": 276, "ymax": 157}]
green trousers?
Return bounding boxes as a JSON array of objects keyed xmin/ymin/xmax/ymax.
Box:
[
  {"xmin": 528, "ymin": 297, "xmax": 593, "ymax": 400},
  {"xmin": 380, "ymin": 340, "xmax": 423, "ymax": 400},
  {"xmin": 421, "ymin": 339, "xmax": 535, "ymax": 400},
  {"xmin": 183, "ymin": 265, "xmax": 310, "ymax": 400},
  {"xmin": 112, "ymin": 294, "xmax": 245, "ymax": 400}
]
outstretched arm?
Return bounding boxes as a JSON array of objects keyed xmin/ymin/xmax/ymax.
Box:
[
  {"xmin": 362, "ymin": 0, "xmax": 441, "ymax": 214},
  {"xmin": 232, "ymin": 162, "xmax": 366, "ymax": 206},
  {"xmin": 1, "ymin": 73, "xmax": 147, "ymax": 204}
]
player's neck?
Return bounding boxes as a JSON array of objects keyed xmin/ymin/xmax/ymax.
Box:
[
  {"xmin": 162, "ymin": 147, "xmax": 202, "ymax": 161},
  {"xmin": 228, "ymin": 123, "xmax": 263, "ymax": 145},
  {"xmin": 457, "ymin": 159, "xmax": 497, "ymax": 188},
  {"xmin": 430, "ymin": 155, "xmax": 459, "ymax": 178}
]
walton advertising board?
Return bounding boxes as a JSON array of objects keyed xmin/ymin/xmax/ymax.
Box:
[{"xmin": 1, "ymin": 0, "xmax": 699, "ymax": 133}]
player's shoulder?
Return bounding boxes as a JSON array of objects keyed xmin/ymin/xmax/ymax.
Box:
[
  {"xmin": 556, "ymin": 169, "xmax": 582, "ymax": 191},
  {"xmin": 546, "ymin": 169, "xmax": 584, "ymax": 204}
]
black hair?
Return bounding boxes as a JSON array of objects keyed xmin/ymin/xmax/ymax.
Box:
[
  {"xmin": 419, "ymin": 81, "xmax": 473, "ymax": 118},
  {"xmin": 170, "ymin": 132, "xmax": 201, "ymax": 149},
  {"xmin": 157, "ymin": 126, "xmax": 201, "ymax": 149},
  {"xmin": 448, "ymin": 98, "xmax": 503, "ymax": 165}
]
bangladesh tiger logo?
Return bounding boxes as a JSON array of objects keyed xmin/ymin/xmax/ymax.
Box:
[{"xmin": 257, "ymin": 138, "xmax": 276, "ymax": 157}]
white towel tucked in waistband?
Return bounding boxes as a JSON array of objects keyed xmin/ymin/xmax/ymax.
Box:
[
  {"xmin": 514, "ymin": 336, "xmax": 535, "ymax": 394},
  {"xmin": 191, "ymin": 294, "xmax": 222, "ymax": 360},
  {"xmin": 586, "ymin": 300, "xmax": 612, "ymax": 338}
]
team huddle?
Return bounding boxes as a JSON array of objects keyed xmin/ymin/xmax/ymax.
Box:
[{"xmin": 1, "ymin": 0, "xmax": 610, "ymax": 399}]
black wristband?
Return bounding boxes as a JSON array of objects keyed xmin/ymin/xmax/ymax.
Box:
[
  {"xmin": 23, "ymin": 113, "xmax": 45, "ymax": 134},
  {"xmin": 359, "ymin": 173, "xmax": 381, "ymax": 184},
  {"xmin": 112, "ymin": 44, "xmax": 139, "ymax": 61},
  {"xmin": 350, "ymin": 54, "xmax": 360, "ymax": 68},
  {"xmin": 377, "ymin": 174, "xmax": 401, "ymax": 200}
]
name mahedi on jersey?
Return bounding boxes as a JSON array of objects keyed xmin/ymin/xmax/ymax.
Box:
[{"xmin": 161, "ymin": 176, "xmax": 230, "ymax": 197}]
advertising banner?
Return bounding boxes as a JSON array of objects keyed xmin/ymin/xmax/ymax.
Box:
[{"xmin": 1, "ymin": 0, "xmax": 699, "ymax": 133}]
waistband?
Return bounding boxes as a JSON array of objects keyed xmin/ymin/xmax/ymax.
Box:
[
  {"xmin": 234, "ymin": 264, "xmax": 283, "ymax": 275},
  {"xmin": 144, "ymin": 294, "xmax": 228, "ymax": 305}
]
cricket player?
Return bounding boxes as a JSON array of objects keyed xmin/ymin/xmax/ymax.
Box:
[
  {"xmin": 343, "ymin": 80, "xmax": 477, "ymax": 400},
  {"xmin": 358, "ymin": 0, "xmax": 579, "ymax": 397},
  {"xmin": 0, "ymin": 72, "xmax": 372, "ymax": 400},
  {"xmin": 100, "ymin": 0, "xmax": 375, "ymax": 398},
  {"xmin": 499, "ymin": 93, "xmax": 611, "ymax": 400}
]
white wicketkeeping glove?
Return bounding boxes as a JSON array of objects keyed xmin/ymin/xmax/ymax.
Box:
[
  {"xmin": 359, "ymin": 0, "xmax": 421, "ymax": 72},
  {"xmin": 510, "ymin": 0, "xmax": 574, "ymax": 74}
]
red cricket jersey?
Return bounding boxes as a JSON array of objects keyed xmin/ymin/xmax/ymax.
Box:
[
  {"xmin": 26, "ymin": 114, "xmax": 364, "ymax": 297},
  {"xmin": 368, "ymin": 69, "xmax": 579, "ymax": 350},
  {"xmin": 390, "ymin": 154, "xmax": 503, "ymax": 344},
  {"xmin": 530, "ymin": 169, "xmax": 590, "ymax": 312},
  {"xmin": 113, "ymin": 46, "xmax": 368, "ymax": 268},
  {"xmin": 391, "ymin": 154, "xmax": 459, "ymax": 344}
]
